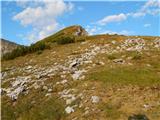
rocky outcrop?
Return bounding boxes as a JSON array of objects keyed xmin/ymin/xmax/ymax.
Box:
[
  {"xmin": 73, "ymin": 26, "xmax": 88, "ymax": 36},
  {"xmin": 1, "ymin": 39, "xmax": 20, "ymax": 56}
]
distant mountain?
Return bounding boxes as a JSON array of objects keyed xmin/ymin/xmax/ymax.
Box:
[{"xmin": 1, "ymin": 38, "xmax": 20, "ymax": 56}]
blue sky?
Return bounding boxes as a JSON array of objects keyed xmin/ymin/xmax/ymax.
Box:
[{"xmin": 1, "ymin": 0, "xmax": 160, "ymax": 45}]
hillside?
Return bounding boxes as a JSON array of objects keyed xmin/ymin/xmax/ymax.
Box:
[
  {"xmin": 1, "ymin": 25, "xmax": 160, "ymax": 120},
  {"xmin": 1, "ymin": 39, "xmax": 20, "ymax": 57},
  {"xmin": 1, "ymin": 25, "xmax": 88, "ymax": 60}
]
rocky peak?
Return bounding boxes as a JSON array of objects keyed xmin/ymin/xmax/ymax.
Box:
[{"xmin": 72, "ymin": 25, "xmax": 88, "ymax": 36}]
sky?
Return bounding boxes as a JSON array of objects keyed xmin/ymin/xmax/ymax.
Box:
[{"xmin": 1, "ymin": 0, "xmax": 160, "ymax": 45}]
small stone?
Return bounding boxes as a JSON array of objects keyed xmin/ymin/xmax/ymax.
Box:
[
  {"xmin": 72, "ymin": 70, "xmax": 86, "ymax": 80},
  {"xmin": 0, "ymin": 88, "xmax": 6, "ymax": 95},
  {"xmin": 61, "ymin": 79, "xmax": 67, "ymax": 84},
  {"xmin": 85, "ymin": 107, "xmax": 89, "ymax": 110},
  {"xmin": 111, "ymin": 41, "xmax": 116, "ymax": 44},
  {"xmin": 84, "ymin": 110, "xmax": 89, "ymax": 115},
  {"xmin": 72, "ymin": 117, "xmax": 78, "ymax": 120},
  {"xmin": 42, "ymin": 86, "xmax": 48, "ymax": 90},
  {"xmin": 56, "ymin": 82, "xmax": 60, "ymax": 85},
  {"xmin": 99, "ymin": 61, "xmax": 105, "ymax": 65},
  {"xmin": 113, "ymin": 59, "xmax": 124, "ymax": 64},
  {"xmin": 146, "ymin": 64, "xmax": 151, "ymax": 67},
  {"xmin": 143, "ymin": 104, "xmax": 150, "ymax": 109},
  {"xmin": 65, "ymin": 106, "xmax": 74, "ymax": 114},
  {"xmin": 91, "ymin": 96, "xmax": 100, "ymax": 103},
  {"xmin": 70, "ymin": 60, "xmax": 79, "ymax": 68},
  {"xmin": 79, "ymin": 103, "xmax": 83, "ymax": 108},
  {"xmin": 45, "ymin": 93, "xmax": 51, "ymax": 97},
  {"xmin": 66, "ymin": 96, "xmax": 76, "ymax": 105},
  {"xmin": 26, "ymin": 65, "xmax": 32, "ymax": 70},
  {"xmin": 61, "ymin": 75, "xmax": 66, "ymax": 78},
  {"xmin": 33, "ymin": 83, "xmax": 40, "ymax": 89},
  {"xmin": 48, "ymin": 89, "xmax": 52, "ymax": 92}
]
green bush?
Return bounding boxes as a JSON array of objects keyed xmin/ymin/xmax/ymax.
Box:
[
  {"xmin": 132, "ymin": 52, "xmax": 142, "ymax": 60},
  {"xmin": 107, "ymin": 54, "xmax": 117, "ymax": 60},
  {"xmin": 75, "ymin": 37, "xmax": 86, "ymax": 42},
  {"xmin": 36, "ymin": 50, "xmax": 43, "ymax": 55},
  {"xmin": 56, "ymin": 36, "xmax": 75, "ymax": 45}
]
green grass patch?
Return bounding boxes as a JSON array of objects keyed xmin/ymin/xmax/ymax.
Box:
[
  {"xmin": 101, "ymin": 103, "xmax": 123, "ymax": 119},
  {"xmin": 21, "ymin": 98, "xmax": 65, "ymax": 120},
  {"xmin": 87, "ymin": 66, "xmax": 160, "ymax": 86},
  {"xmin": 107, "ymin": 54, "xmax": 117, "ymax": 60},
  {"xmin": 2, "ymin": 90, "xmax": 65, "ymax": 120}
]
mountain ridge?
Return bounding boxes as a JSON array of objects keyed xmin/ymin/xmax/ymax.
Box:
[{"xmin": 1, "ymin": 38, "xmax": 21, "ymax": 57}]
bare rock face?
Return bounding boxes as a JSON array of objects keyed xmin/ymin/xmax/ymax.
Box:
[
  {"xmin": 1, "ymin": 39, "xmax": 20, "ymax": 57},
  {"xmin": 73, "ymin": 26, "xmax": 88, "ymax": 36}
]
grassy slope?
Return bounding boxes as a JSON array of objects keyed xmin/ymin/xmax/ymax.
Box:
[{"xmin": 1, "ymin": 27, "xmax": 160, "ymax": 120}]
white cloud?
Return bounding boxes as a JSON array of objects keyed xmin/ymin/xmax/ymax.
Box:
[
  {"xmin": 144, "ymin": 23, "xmax": 151, "ymax": 27},
  {"xmin": 101, "ymin": 30, "xmax": 132, "ymax": 35},
  {"xmin": 13, "ymin": 0, "xmax": 74, "ymax": 43},
  {"xmin": 131, "ymin": 0, "xmax": 160, "ymax": 17},
  {"xmin": 96, "ymin": 0, "xmax": 160, "ymax": 26},
  {"xmin": 142, "ymin": 0, "xmax": 160, "ymax": 10},
  {"xmin": 85, "ymin": 25, "xmax": 102, "ymax": 35},
  {"xmin": 85, "ymin": 24, "xmax": 132, "ymax": 36},
  {"xmin": 97, "ymin": 13, "xmax": 127, "ymax": 25}
]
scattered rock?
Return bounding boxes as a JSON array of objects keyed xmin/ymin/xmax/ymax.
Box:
[
  {"xmin": 72, "ymin": 70, "xmax": 86, "ymax": 80},
  {"xmin": 26, "ymin": 65, "xmax": 32, "ymax": 70},
  {"xmin": 61, "ymin": 79, "xmax": 68, "ymax": 84},
  {"xmin": 91, "ymin": 96, "xmax": 100, "ymax": 103},
  {"xmin": 83, "ymin": 110, "xmax": 89, "ymax": 116},
  {"xmin": 143, "ymin": 104, "xmax": 150, "ymax": 109},
  {"xmin": 65, "ymin": 106, "xmax": 74, "ymax": 114},
  {"xmin": 128, "ymin": 114, "xmax": 149, "ymax": 120},
  {"xmin": 66, "ymin": 96, "xmax": 76, "ymax": 105},
  {"xmin": 45, "ymin": 93, "xmax": 51, "ymax": 97},
  {"xmin": 7, "ymin": 86, "xmax": 25, "ymax": 101},
  {"xmin": 42, "ymin": 86, "xmax": 48, "ymax": 90},
  {"xmin": 111, "ymin": 41, "xmax": 116, "ymax": 44},
  {"xmin": 70, "ymin": 60, "xmax": 80, "ymax": 68},
  {"xmin": 48, "ymin": 89, "xmax": 52, "ymax": 92},
  {"xmin": 33, "ymin": 83, "xmax": 40, "ymax": 89},
  {"xmin": 113, "ymin": 58, "xmax": 124, "ymax": 64},
  {"xmin": 0, "ymin": 88, "xmax": 6, "ymax": 95}
]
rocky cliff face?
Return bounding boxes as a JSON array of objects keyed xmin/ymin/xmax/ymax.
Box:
[
  {"xmin": 1, "ymin": 39, "xmax": 19, "ymax": 56},
  {"xmin": 72, "ymin": 26, "xmax": 88, "ymax": 36}
]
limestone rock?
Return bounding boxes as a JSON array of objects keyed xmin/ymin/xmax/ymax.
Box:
[
  {"xmin": 91, "ymin": 96, "xmax": 100, "ymax": 103},
  {"xmin": 65, "ymin": 106, "xmax": 74, "ymax": 114}
]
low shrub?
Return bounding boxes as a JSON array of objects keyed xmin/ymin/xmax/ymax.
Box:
[
  {"xmin": 36, "ymin": 50, "xmax": 43, "ymax": 55},
  {"xmin": 75, "ymin": 37, "xmax": 86, "ymax": 42},
  {"xmin": 132, "ymin": 52, "xmax": 142, "ymax": 60},
  {"xmin": 56, "ymin": 36, "xmax": 75, "ymax": 45},
  {"xmin": 107, "ymin": 54, "xmax": 117, "ymax": 60}
]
